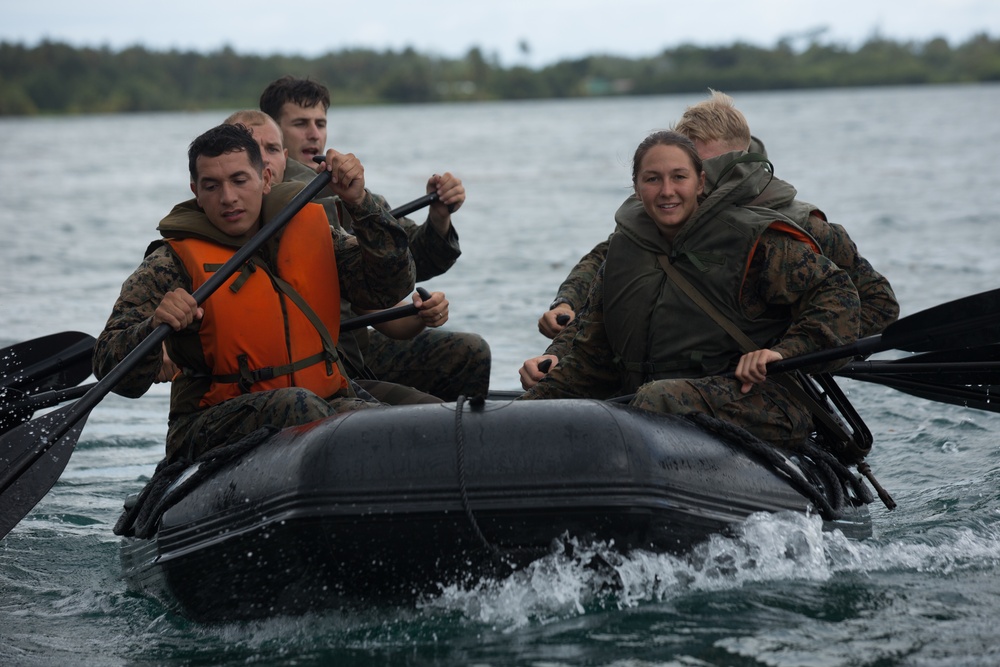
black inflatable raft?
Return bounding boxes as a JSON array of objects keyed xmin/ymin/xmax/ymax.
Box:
[{"xmin": 116, "ymin": 397, "xmax": 873, "ymax": 622}]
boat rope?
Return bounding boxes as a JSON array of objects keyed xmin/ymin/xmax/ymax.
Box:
[
  {"xmin": 684, "ymin": 412, "xmax": 846, "ymax": 520},
  {"xmin": 454, "ymin": 394, "xmax": 503, "ymax": 560},
  {"xmin": 113, "ymin": 426, "xmax": 279, "ymax": 538}
]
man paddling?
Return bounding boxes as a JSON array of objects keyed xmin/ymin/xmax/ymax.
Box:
[
  {"xmin": 259, "ymin": 76, "xmax": 492, "ymax": 401},
  {"xmin": 93, "ymin": 123, "xmax": 416, "ymax": 462},
  {"xmin": 222, "ymin": 109, "xmax": 449, "ymax": 406}
]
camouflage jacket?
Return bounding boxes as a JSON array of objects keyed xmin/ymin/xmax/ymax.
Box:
[
  {"xmin": 544, "ymin": 150, "xmax": 897, "ymax": 359},
  {"xmin": 92, "ymin": 182, "xmax": 415, "ymax": 401},
  {"xmin": 284, "ymin": 158, "xmax": 460, "ymax": 282},
  {"xmin": 524, "ymin": 158, "xmax": 861, "ymax": 401}
]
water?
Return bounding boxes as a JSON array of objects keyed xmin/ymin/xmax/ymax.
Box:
[{"xmin": 2, "ymin": 83, "xmax": 1000, "ymax": 665}]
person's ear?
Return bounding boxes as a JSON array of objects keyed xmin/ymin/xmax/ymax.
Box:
[{"xmin": 261, "ymin": 167, "xmax": 272, "ymax": 195}]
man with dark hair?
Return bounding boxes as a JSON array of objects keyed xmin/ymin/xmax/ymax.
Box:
[
  {"xmin": 93, "ymin": 123, "xmax": 417, "ymax": 462},
  {"xmin": 259, "ymin": 76, "xmax": 331, "ymax": 165},
  {"xmin": 259, "ymin": 75, "xmax": 491, "ymax": 401}
]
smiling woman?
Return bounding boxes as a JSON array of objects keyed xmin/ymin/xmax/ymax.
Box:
[
  {"xmin": 519, "ymin": 129, "xmax": 862, "ymax": 450},
  {"xmin": 632, "ymin": 134, "xmax": 705, "ymax": 240}
]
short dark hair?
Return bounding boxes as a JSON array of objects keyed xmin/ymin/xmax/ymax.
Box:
[
  {"xmin": 259, "ymin": 76, "xmax": 331, "ymax": 121},
  {"xmin": 188, "ymin": 123, "xmax": 264, "ymax": 182}
]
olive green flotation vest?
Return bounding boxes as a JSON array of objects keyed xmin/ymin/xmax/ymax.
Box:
[{"xmin": 604, "ymin": 153, "xmax": 817, "ymax": 393}]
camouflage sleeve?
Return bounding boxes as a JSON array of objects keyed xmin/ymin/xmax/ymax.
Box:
[
  {"xmin": 92, "ymin": 246, "xmax": 189, "ymax": 398},
  {"xmin": 543, "ymin": 316, "xmax": 579, "ymax": 359},
  {"xmin": 334, "ymin": 191, "xmax": 416, "ymax": 310},
  {"xmin": 370, "ymin": 191, "xmax": 460, "ymax": 282},
  {"xmin": 405, "ymin": 218, "xmax": 461, "ymax": 282},
  {"xmin": 805, "ymin": 215, "xmax": 900, "ymax": 337},
  {"xmin": 745, "ymin": 230, "xmax": 861, "ymax": 365},
  {"xmin": 328, "ymin": 190, "xmax": 460, "ymax": 282},
  {"xmin": 551, "ymin": 236, "xmax": 610, "ymax": 311},
  {"xmin": 520, "ymin": 266, "xmax": 621, "ymax": 400}
]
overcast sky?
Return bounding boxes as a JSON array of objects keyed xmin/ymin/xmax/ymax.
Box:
[{"xmin": 4, "ymin": 0, "xmax": 997, "ymax": 67}]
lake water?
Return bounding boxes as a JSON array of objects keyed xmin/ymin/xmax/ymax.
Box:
[{"xmin": 2, "ymin": 83, "xmax": 1000, "ymax": 665}]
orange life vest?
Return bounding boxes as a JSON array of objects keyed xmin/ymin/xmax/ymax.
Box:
[{"xmin": 167, "ymin": 203, "xmax": 347, "ymax": 407}]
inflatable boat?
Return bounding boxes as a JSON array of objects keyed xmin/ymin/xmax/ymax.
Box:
[{"xmin": 115, "ymin": 396, "xmax": 874, "ymax": 622}]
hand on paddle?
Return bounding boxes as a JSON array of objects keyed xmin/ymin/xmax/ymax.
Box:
[
  {"xmin": 414, "ymin": 289, "xmax": 450, "ymax": 328},
  {"xmin": 538, "ymin": 305, "xmax": 574, "ymax": 339},
  {"xmin": 315, "ymin": 149, "xmax": 367, "ymax": 206},
  {"xmin": 153, "ymin": 289, "xmax": 203, "ymax": 331},
  {"xmin": 735, "ymin": 348, "xmax": 783, "ymax": 393},
  {"xmin": 520, "ymin": 355, "xmax": 558, "ymax": 390},
  {"xmin": 426, "ymin": 172, "xmax": 464, "ymax": 236},
  {"xmin": 366, "ymin": 288, "xmax": 449, "ymax": 340}
]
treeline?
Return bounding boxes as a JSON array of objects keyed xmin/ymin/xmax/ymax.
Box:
[{"xmin": 2, "ymin": 33, "xmax": 1000, "ymax": 116}]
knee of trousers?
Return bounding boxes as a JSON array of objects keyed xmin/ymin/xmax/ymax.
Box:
[{"xmin": 263, "ymin": 387, "xmax": 338, "ymax": 421}]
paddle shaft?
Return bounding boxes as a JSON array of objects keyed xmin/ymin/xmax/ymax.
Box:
[
  {"xmin": 388, "ymin": 192, "xmax": 438, "ymax": 218},
  {"xmin": 310, "ymin": 154, "xmax": 439, "ymax": 220},
  {"xmin": 840, "ymin": 360, "xmax": 1000, "ymax": 379}
]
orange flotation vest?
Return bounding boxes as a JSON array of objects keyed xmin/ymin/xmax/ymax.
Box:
[{"xmin": 167, "ymin": 203, "xmax": 347, "ymax": 407}]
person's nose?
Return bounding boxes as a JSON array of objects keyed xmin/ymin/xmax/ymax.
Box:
[{"xmin": 219, "ymin": 182, "xmax": 238, "ymax": 204}]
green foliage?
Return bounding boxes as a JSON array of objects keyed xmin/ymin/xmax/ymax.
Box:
[{"xmin": 1, "ymin": 34, "xmax": 998, "ymax": 116}]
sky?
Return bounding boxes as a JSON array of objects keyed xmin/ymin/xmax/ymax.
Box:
[{"xmin": 3, "ymin": 0, "xmax": 998, "ymax": 67}]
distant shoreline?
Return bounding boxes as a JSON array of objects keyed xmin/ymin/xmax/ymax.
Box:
[{"xmin": 2, "ymin": 34, "xmax": 998, "ymax": 116}]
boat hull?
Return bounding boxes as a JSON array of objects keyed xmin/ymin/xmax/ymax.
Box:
[{"xmin": 118, "ymin": 398, "xmax": 871, "ymax": 621}]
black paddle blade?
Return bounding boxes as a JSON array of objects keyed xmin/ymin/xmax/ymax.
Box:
[
  {"xmin": 0, "ymin": 403, "xmax": 89, "ymax": 539},
  {"xmin": 0, "ymin": 387, "xmax": 33, "ymax": 435},
  {"xmin": 0, "ymin": 384, "xmax": 94, "ymax": 436},
  {"xmin": 0, "ymin": 331, "xmax": 96, "ymax": 393},
  {"xmin": 845, "ymin": 373, "xmax": 1000, "ymax": 414},
  {"xmin": 839, "ymin": 345, "xmax": 1000, "ymax": 386},
  {"xmin": 885, "ymin": 287, "xmax": 1000, "ymax": 352}
]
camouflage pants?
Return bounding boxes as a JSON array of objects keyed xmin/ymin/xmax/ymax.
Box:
[
  {"xmin": 354, "ymin": 379, "xmax": 443, "ymax": 405},
  {"xmin": 629, "ymin": 376, "xmax": 813, "ymax": 448},
  {"xmin": 365, "ymin": 328, "xmax": 491, "ymax": 401},
  {"xmin": 166, "ymin": 386, "xmax": 381, "ymax": 462}
]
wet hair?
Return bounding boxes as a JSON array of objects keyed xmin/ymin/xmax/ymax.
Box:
[
  {"xmin": 188, "ymin": 123, "xmax": 264, "ymax": 183},
  {"xmin": 672, "ymin": 89, "xmax": 751, "ymax": 152},
  {"xmin": 631, "ymin": 130, "xmax": 703, "ymax": 185},
  {"xmin": 259, "ymin": 75, "xmax": 331, "ymax": 121}
]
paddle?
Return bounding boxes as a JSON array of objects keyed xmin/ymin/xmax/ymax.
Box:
[
  {"xmin": 838, "ymin": 344, "xmax": 1000, "ymax": 385},
  {"xmin": 309, "ymin": 155, "xmax": 441, "ymax": 219},
  {"xmin": 0, "ymin": 331, "xmax": 96, "ymax": 394},
  {"xmin": 834, "ymin": 344, "xmax": 1000, "ymax": 413},
  {"xmin": 766, "ymin": 287, "xmax": 1000, "ymax": 374},
  {"xmin": 0, "ymin": 168, "xmax": 339, "ymax": 539},
  {"xmin": 387, "ymin": 192, "xmax": 439, "ymax": 218},
  {"xmin": 0, "ymin": 291, "xmax": 434, "ymax": 435},
  {"xmin": 840, "ymin": 373, "xmax": 999, "ymax": 413}
]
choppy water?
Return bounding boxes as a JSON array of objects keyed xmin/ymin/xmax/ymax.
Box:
[{"xmin": 2, "ymin": 83, "xmax": 1000, "ymax": 666}]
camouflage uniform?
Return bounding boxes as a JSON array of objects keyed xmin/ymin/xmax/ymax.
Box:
[
  {"xmin": 285, "ymin": 159, "xmax": 491, "ymax": 401},
  {"xmin": 364, "ymin": 328, "xmax": 492, "ymax": 401},
  {"xmin": 542, "ymin": 150, "xmax": 897, "ymax": 360},
  {"xmin": 521, "ymin": 157, "xmax": 861, "ymax": 449},
  {"xmin": 93, "ymin": 182, "xmax": 416, "ymax": 461}
]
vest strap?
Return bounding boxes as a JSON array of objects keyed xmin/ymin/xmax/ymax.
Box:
[{"xmin": 218, "ymin": 350, "xmax": 335, "ymax": 394}]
